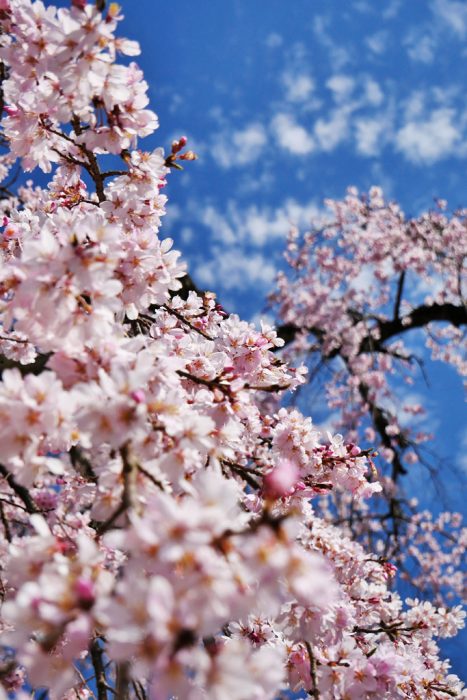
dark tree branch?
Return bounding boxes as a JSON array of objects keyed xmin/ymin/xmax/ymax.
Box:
[
  {"xmin": 175, "ymin": 273, "xmax": 208, "ymax": 301},
  {"xmin": 277, "ymin": 302, "xmax": 467, "ymax": 351},
  {"xmin": 0, "ymin": 351, "xmax": 51, "ymax": 377},
  {"xmin": 69, "ymin": 446, "xmax": 98, "ymax": 483},
  {"xmin": 372, "ymin": 302, "xmax": 467, "ymax": 346},
  {"xmin": 0, "ymin": 501, "xmax": 11, "ymax": 541},
  {"xmin": 357, "ymin": 381, "xmax": 408, "ymax": 479},
  {"xmin": 90, "ymin": 638, "xmax": 108, "ymax": 700},
  {"xmin": 95, "ymin": 443, "xmax": 133, "ymax": 536},
  {"xmin": 115, "ymin": 661, "xmax": 131, "ymax": 700},
  {"xmin": 0, "ymin": 464, "xmax": 38, "ymax": 513},
  {"xmin": 393, "ymin": 271, "xmax": 405, "ymax": 321},
  {"xmin": 304, "ymin": 641, "xmax": 320, "ymax": 699}
]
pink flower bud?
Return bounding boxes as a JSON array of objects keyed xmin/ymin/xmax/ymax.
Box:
[
  {"xmin": 179, "ymin": 150, "xmax": 197, "ymax": 161},
  {"xmin": 75, "ymin": 578, "xmax": 95, "ymax": 608},
  {"xmin": 383, "ymin": 562, "xmax": 397, "ymax": 578},
  {"xmin": 347, "ymin": 443, "xmax": 361, "ymax": 456},
  {"xmin": 263, "ymin": 459, "xmax": 299, "ymax": 498}
]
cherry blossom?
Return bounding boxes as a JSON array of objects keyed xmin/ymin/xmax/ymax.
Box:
[{"xmin": 0, "ymin": 2, "xmax": 464, "ymax": 699}]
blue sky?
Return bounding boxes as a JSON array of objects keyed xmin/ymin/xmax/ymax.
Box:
[
  {"xmin": 116, "ymin": 0, "xmax": 467, "ymax": 310},
  {"xmin": 117, "ymin": 0, "xmax": 467, "ymax": 671}
]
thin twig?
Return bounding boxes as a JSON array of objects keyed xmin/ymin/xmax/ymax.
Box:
[
  {"xmin": 90, "ymin": 638, "xmax": 108, "ymax": 700},
  {"xmin": 304, "ymin": 641, "xmax": 320, "ymax": 699}
]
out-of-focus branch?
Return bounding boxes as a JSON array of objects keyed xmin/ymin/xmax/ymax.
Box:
[
  {"xmin": 276, "ymin": 302, "xmax": 467, "ymax": 350},
  {"xmin": 90, "ymin": 638, "xmax": 108, "ymax": 700},
  {"xmin": 0, "ymin": 464, "xmax": 38, "ymax": 513},
  {"xmin": 393, "ymin": 271, "xmax": 405, "ymax": 321},
  {"xmin": 357, "ymin": 381, "xmax": 408, "ymax": 479}
]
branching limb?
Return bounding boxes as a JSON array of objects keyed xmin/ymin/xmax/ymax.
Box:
[
  {"xmin": 0, "ymin": 464, "xmax": 38, "ymax": 513},
  {"xmin": 90, "ymin": 638, "xmax": 108, "ymax": 700},
  {"xmin": 95, "ymin": 443, "xmax": 134, "ymax": 536}
]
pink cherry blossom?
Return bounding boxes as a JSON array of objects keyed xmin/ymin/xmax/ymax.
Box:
[{"xmin": 0, "ymin": 3, "xmax": 463, "ymax": 699}]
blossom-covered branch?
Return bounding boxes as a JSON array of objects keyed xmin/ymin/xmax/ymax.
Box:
[{"xmin": 0, "ymin": 2, "xmax": 463, "ymax": 699}]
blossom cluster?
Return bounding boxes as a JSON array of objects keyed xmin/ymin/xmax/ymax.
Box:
[
  {"xmin": 0, "ymin": 2, "xmax": 464, "ymax": 699},
  {"xmin": 272, "ymin": 186, "xmax": 466, "ymax": 474},
  {"xmin": 270, "ymin": 185, "xmax": 467, "ymax": 605}
]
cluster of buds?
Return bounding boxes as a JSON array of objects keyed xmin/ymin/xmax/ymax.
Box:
[
  {"xmin": 72, "ymin": 0, "xmax": 112, "ymax": 13},
  {"xmin": 165, "ymin": 136, "xmax": 198, "ymax": 170}
]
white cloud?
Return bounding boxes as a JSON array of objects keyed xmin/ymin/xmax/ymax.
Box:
[
  {"xmin": 354, "ymin": 116, "xmax": 389, "ymax": 156},
  {"xmin": 282, "ymin": 72, "xmax": 315, "ymax": 103},
  {"xmin": 195, "ymin": 248, "xmax": 276, "ymax": 291},
  {"xmin": 326, "ymin": 75, "xmax": 355, "ymax": 102},
  {"xmin": 431, "ymin": 0, "xmax": 467, "ymax": 36},
  {"xmin": 395, "ymin": 108, "xmax": 460, "ymax": 163},
  {"xmin": 314, "ymin": 107, "xmax": 351, "ymax": 151},
  {"xmin": 200, "ymin": 206, "xmax": 236, "ymax": 245},
  {"xmin": 405, "ymin": 33, "xmax": 435, "ymax": 63},
  {"xmin": 352, "ymin": 1, "xmax": 373, "ymax": 13},
  {"xmin": 271, "ymin": 113, "xmax": 315, "ymax": 155},
  {"xmin": 456, "ymin": 428, "xmax": 467, "ymax": 474},
  {"xmin": 163, "ymin": 202, "xmax": 181, "ymax": 226},
  {"xmin": 402, "ymin": 91, "xmax": 427, "ymax": 120},
  {"xmin": 349, "ymin": 265, "xmax": 375, "ymax": 293},
  {"xmin": 313, "ymin": 15, "xmax": 351, "ymax": 69},
  {"xmin": 382, "ymin": 0, "xmax": 401, "ymax": 18},
  {"xmin": 365, "ymin": 31, "xmax": 388, "ymax": 55},
  {"xmin": 243, "ymin": 200, "xmax": 322, "ymax": 246},
  {"xmin": 198, "ymin": 199, "xmax": 322, "ymax": 248},
  {"xmin": 265, "ymin": 32, "xmax": 283, "ymax": 48},
  {"xmin": 364, "ymin": 78, "xmax": 384, "ymax": 106},
  {"xmin": 211, "ymin": 123, "xmax": 267, "ymax": 169},
  {"xmin": 180, "ymin": 227, "xmax": 194, "ymax": 244}
]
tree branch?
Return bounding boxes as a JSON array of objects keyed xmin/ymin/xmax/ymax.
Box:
[
  {"xmin": 0, "ymin": 464, "xmax": 38, "ymax": 513},
  {"xmin": 357, "ymin": 381, "xmax": 408, "ymax": 479},
  {"xmin": 373, "ymin": 302, "xmax": 467, "ymax": 346},
  {"xmin": 277, "ymin": 302, "xmax": 466, "ymax": 351},
  {"xmin": 393, "ymin": 271, "xmax": 405, "ymax": 321},
  {"xmin": 90, "ymin": 638, "xmax": 108, "ymax": 700}
]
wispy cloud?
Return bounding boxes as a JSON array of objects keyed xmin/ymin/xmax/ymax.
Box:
[
  {"xmin": 456, "ymin": 428, "xmax": 467, "ymax": 474},
  {"xmin": 431, "ymin": 0, "xmax": 467, "ymax": 37},
  {"xmin": 354, "ymin": 115, "xmax": 391, "ymax": 156},
  {"xmin": 198, "ymin": 199, "xmax": 322, "ymax": 248},
  {"xmin": 191, "ymin": 199, "xmax": 324, "ymax": 296},
  {"xmin": 365, "ymin": 31, "xmax": 388, "ymax": 55},
  {"xmin": 265, "ymin": 32, "xmax": 283, "ymax": 48},
  {"xmin": 211, "ymin": 123, "xmax": 268, "ymax": 169},
  {"xmin": 271, "ymin": 113, "xmax": 315, "ymax": 155},
  {"xmin": 314, "ymin": 107, "xmax": 352, "ymax": 151},
  {"xmin": 326, "ymin": 75, "xmax": 355, "ymax": 102},
  {"xmin": 312, "ymin": 15, "xmax": 351, "ymax": 69},
  {"xmin": 195, "ymin": 248, "xmax": 277, "ymax": 290},
  {"xmin": 395, "ymin": 108, "xmax": 461, "ymax": 163},
  {"xmin": 203, "ymin": 42, "xmax": 467, "ymax": 174},
  {"xmin": 282, "ymin": 71, "xmax": 315, "ymax": 103},
  {"xmin": 404, "ymin": 32, "xmax": 435, "ymax": 64}
]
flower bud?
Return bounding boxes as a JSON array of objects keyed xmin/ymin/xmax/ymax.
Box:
[{"xmin": 263, "ymin": 459, "xmax": 299, "ymax": 498}]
